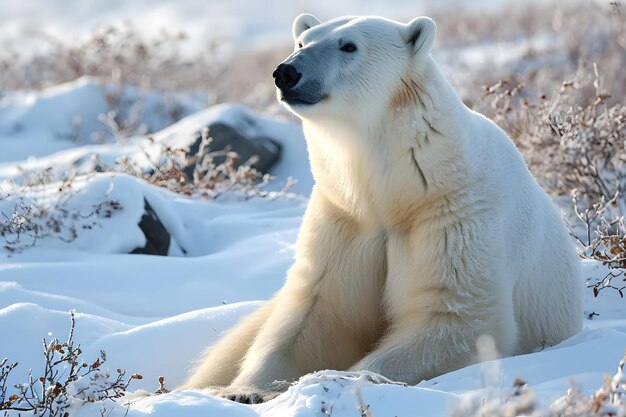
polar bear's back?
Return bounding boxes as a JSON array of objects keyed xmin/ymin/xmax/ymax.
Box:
[{"xmin": 466, "ymin": 110, "xmax": 583, "ymax": 351}]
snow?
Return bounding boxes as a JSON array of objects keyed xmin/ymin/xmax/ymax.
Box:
[
  {"xmin": 0, "ymin": 79, "xmax": 313, "ymax": 194},
  {"xmin": 0, "ymin": 77, "xmax": 208, "ymax": 164},
  {"xmin": 1, "ymin": 24, "xmax": 624, "ymax": 417}
]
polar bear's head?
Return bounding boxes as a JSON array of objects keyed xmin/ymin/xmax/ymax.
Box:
[{"xmin": 273, "ymin": 14, "xmax": 437, "ymax": 120}]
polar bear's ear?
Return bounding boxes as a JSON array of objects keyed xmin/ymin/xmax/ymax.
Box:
[
  {"xmin": 293, "ymin": 13, "xmax": 321, "ymax": 41},
  {"xmin": 403, "ymin": 17, "xmax": 437, "ymax": 54}
]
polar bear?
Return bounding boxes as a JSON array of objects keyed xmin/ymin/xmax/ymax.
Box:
[{"xmin": 181, "ymin": 14, "xmax": 583, "ymax": 402}]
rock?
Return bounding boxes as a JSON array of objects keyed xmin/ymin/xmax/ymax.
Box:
[
  {"xmin": 130, "ymin": 198, "xmax": 170, "ymax": 256},
  {"xmin": 183, "ymin": 121, "xmax": 282, "ymax": 178}
]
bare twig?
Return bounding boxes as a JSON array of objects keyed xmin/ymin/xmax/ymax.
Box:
[{"xmin": 0, "ymin": 311, "xmax": 142, "ymax": 416}]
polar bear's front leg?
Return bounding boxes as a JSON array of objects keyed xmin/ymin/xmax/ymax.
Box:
[
  {"xmin": 224, "ymin": 189, "xmax": 387, "ymax": 399},
  {"xmin": 349, "ymin": 313, "xmax": 499, "ymax": 384},
  {"xmin": 180, "ymin": 297, "xmax": 278, "ymax": 390},
  {"xmin": 350, "ymin": 221, "xmax": 518, "ymax": 384}
]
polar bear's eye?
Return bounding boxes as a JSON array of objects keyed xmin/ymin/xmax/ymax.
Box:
[
  {"xmin": 340, "ymin": 43, "xmax": 357, "ymax": 53},
  {"xmin": 298, "ymin": 42, "xmax": 303, "ymax": 48}
]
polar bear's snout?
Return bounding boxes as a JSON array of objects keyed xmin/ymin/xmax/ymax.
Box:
[
  {"xmin": 273, "ymin": 63, "xmax": 301, "ymax": 91},
  {"xmin": 273, "ymin": 50, "xmax": 326, "ymax": 108}
]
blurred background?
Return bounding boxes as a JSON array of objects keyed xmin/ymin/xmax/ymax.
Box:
[
  {"xmin": 2, "ymin": 0, "xmax": 622, "ymax": 111},
  {"xmin": 1, "ymin": 0, "xmax": 588, "ymax": 51}
]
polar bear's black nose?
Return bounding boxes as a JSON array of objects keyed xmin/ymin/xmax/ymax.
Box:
[{"xmin": 273, "ymin": 64, "xmax": 302, "ymax": 90}]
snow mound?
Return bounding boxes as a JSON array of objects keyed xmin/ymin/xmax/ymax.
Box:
[
  {"xmin": 0, "ymin": 91, "xmax": 313, "ymax": 194},
  {"xmin": 0, "ymin": 77, "xmax": 206, "ymax": 164},
  {"xmin": 254, "ymin": 371, "xmax": 456, "ymax": 417},
  {"xmin": 0, "ymin": 77, "xmax": 108, "ymax": 137},
  {"xmin": 0, "ymin": 173, "xmax": 305, "ymax": 315}
]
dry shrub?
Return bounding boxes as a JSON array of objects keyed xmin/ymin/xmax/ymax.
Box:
[
  {"xmin": 105, "ymin": 129, "xmax": 279, "ymax": 199},
  {"xmin": 431, "ymin": 3, "xmax": 556, "ymax": 47},
  {"xmin": 474, "ymin": 3, "xmax": 626, "ymax": 293},
  {"xmin": 481, "ymin": 71, "xmax": 626, "ymax": 294},
  {"xmin": 0, "ymin": 24, "xmax": 214, "ymax": 92},
  {"xmin": 449, "ymin": 352, "xmax": 626, "ymax": 417},
  {"xmin": 0, "ymin": 183, "xmax": 123, "ymax": 253},
  {"xmin": 438, "ymin": 2, "xmax": 625, "ymax": 107},
  {"xmin": 481, "ymin": 71, "xmax": 625, "ymax": 205},
  {"xmin": 0, "ymin": 23, "xmax": 285, "ymax": 111},
  {"xmin": 1, "ymin": 129, "xmax": 283, "ymax": 251},
  {"xmin": 0, "ymin": 312, "xmax": 141, "ymax": 417}
]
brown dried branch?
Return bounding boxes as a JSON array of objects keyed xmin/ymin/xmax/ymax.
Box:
[{"xmin": 0, "ymin": 311, "xmax": 141, "ymax": 416}]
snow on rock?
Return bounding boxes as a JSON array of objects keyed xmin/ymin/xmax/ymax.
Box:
[
  {"xmin": 0, "ymin": 168, "xmax": 307, "ymax": 256},
  {"xmin": 0, "ymin": 98, "xmax": 313, "ymax": 195},
  {"xmin": 0, "ymin": 126, "xmax": 307, "ymax": 317},
  {"xmin": 0, "ymin": 174, "xmax": 304, "ymax": 316},
  {"xmin": 146, "ymin": 103, "xmax": 313, "ymax": 194},
  {"xmin": 0, "ymin": 174, "xmax": 150, "ymax": 254}
]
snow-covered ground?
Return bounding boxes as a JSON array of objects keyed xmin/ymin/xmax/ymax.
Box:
[{"xmin": 1, "ymin": 18, "xmax": 625, "ymax": 417}]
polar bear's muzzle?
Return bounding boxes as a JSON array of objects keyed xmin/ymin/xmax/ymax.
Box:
[{"xmin": 273, "ymin": 58, "xmax": 325, "ymax": 107}]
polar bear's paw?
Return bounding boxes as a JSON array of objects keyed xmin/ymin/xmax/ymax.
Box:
[{"xmin": 216, "ymin": 384, "xmax": 286, "ymax": 404}]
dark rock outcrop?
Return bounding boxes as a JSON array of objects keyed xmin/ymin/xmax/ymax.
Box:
[
  {"xmin": 130, "ymin": 198, "xmax": 170, "ymax": 256},
  {"xmin": 184, "ymin": 121, "xmax": 282, "ymax": 178}
]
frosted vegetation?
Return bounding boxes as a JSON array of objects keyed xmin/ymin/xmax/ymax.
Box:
[{"xmin": 0, "ymin": 2, "xmax": 625, "ymax": 416}]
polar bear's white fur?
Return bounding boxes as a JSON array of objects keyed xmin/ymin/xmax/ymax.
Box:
[{"xmin": 181, "ymin": 14, "xmax": 583, "ymax": 401}]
